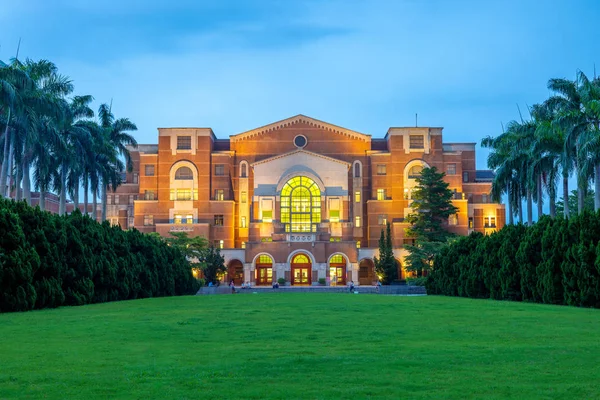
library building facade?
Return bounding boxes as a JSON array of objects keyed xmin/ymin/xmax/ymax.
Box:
[{"xmin": 108, "ymin": 115, "xmax": 505, "ymax": 285}]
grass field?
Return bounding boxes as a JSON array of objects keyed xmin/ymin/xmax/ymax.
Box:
[{"xmin": 1, "ymin": 294, "xmax": 599, "ymax": 399}]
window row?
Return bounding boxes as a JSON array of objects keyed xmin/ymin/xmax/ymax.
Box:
[
  {"xmin": 107, "ymin": 194, "xmax": 137, "ymax": 205},
  {"xmin": 170, "ymin": 189, "xmax": 199, "ymax": 201}
]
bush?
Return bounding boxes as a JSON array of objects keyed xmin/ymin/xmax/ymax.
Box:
[
  {"xmin": 278, "ymin": 277, "xmax": 286, "ymax": 285},
  {"xmin": 318, "ymin": 278, "xmax": 326, "ymax": 285},
  {"xmin": 0, "ymin": 199, "xmax": 199, "ymax": 313},
  {"xmin": 427, "ymin": 211, "xmax": 600, "ymax": 309},
  {"xmin": 407, "ymin": 277, "xmax": 427, "ymax": 286}
]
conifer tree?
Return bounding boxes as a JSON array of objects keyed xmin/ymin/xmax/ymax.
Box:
[
  {"xmin": 374, "ymin": 222, "xmax": 397, "ymax": 284},
  {"xmin": 405, "ymin": 166, "xmax": 458, "ymax": 275}
]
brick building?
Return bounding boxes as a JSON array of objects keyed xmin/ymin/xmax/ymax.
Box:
[{"xmin": 108, "ymin": 115, "xmax": 504, "ymax": 285}]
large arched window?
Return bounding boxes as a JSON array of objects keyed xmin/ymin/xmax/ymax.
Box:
[
  {"xmin": 175, "ymin": 166, "xmax": 193, "ymax": 180},
  {"xmin": 408, "ymin": 165, "xmax": 423, "ymax": 179},
  {"xmin": 280, "ymin": 176, "xmax": 321, "ymax": 233}
]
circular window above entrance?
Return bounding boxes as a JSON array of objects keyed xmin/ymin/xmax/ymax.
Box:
[{"xmin": 294, "ymin": 135, "xmax": 307, "ymax": 149}]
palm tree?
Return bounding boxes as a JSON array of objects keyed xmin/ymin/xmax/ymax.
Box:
[
  {"xmin": 547, "ymin": 74, "xmax": 588, "ymax": 214},
  {"xmin": 55, "ymin": 95, "xmax": 94, "ymax": 215},
  {"xmin": 97, "ymin": 103, "xmax": 137, "ymax": 222}
]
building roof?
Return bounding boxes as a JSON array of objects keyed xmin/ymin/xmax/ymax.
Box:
[{"xmin": 475, "ymin": 170, "xmax": 495, "ymax": 182}]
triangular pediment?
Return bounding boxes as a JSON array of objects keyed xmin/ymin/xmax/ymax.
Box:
[
  {"xmin": 230, "ymin": 114, "xmax": 370, "ymax": 142},
  {"xmin": 250, "ymin": 149, "xmax": 351, "ymax": 168}
]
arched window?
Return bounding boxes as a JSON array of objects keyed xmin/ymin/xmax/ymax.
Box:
[
  {"xmin": 175, "ymin": 166, "xmax": 193, "ymax": 180},
  {"xmin": 293, "ymin": 254, "xmax": 309, "ymax": 263},
  {"xmin": 257, "ymin": 255, "xmax": 273, "ymax": 264},
  {"xmin": 330, "ymin": 254, "xmax": 344, "ymax": 263},
  {"xmin": 354, "ymin": 162, "xmax": 361, "ymax": 178},
  {"xmin": 280, "ymin": 176, "xmax": 321, "ymax": 233},
  {"xmin": 241, "ymin": 163, "xmax": 247, "ymax": 178},
  {"xmin": 408, "ymin": 165, "xmax": 423, "ymax": 179}
]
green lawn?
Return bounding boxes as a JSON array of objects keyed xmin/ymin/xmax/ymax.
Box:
[{"xmin": 1, "ymin": 294, "xmax": 599, "ymax": 400}]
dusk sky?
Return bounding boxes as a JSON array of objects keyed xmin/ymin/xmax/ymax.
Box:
[{"xmin": 2, "ymin": 0, "xmax": 600, "ymax": 175}]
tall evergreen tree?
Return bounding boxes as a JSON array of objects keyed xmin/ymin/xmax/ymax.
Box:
[
  {"xmin": 373, "ymin": 222, "xmax": 397, "ymax": 284},
  {"xmin": 405, "ymin": 166, "xmax": 458, "ymax": 275}
]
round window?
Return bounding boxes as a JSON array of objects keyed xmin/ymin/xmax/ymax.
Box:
[{"xmin": 294, "ymin": 135, "xmax": 307, "ymax": 148}]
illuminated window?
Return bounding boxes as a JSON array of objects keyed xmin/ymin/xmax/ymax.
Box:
[
  {"xmin": 409, "ymin": 135, "xmax": 424, "ymax": 149},
  {"xmin": 215, "ymin": 164, "xmax": 225, "ymax": 176},
  {"xmin": 258, "ymin": 255, "xmax": 273, "ymax": 264},
  {"xmin": 446, "ymin": 164, "xmax": 456, "ymax": 175},
  {"xmin": 329, "ymin": 198, "xmax": 340, "ymax": 222},
  {"xmin": 377, "ymin": 189, "xmax": 386, "ymax": 200},
  {"xmin": 241, "ymin": 216, "xmax": 247, "ymax": 228},
  {"xmin": 143, "ymin": 215, "xmax": 153, "ymax": 226},
  {"xmin": 378, "ymin": 214, "xmax": 387, "ymax": 225},
  {"xmin": 355, "ymin": 191, "xmax": 361, "ymax": 203},
  {"xmin": 330, "ymin": 237, "xmax": 341, "ymax": 242},
  {"xmin": 449, "ymin": 214, "xmax": 458, "ymax": 225},
  {"xmin": 214, "ymin": 215, "xmax": 224, "ymax": 226},
  {"xmin": 485, "ymin": 216, "xmax": 496, "ymax": 228},
  {"xmin": 177, "ymin": 189, "xmax": 192, "ymax": 201},
  {"xmin": 261, "ymin": 198, "xmax": 273, "ymax": 222},
  {"xmin": 408, "ymin": 166, "xmax": 423, "ymax": 179},
  {"xmin": 183, "ymin": 214, "xmax": 193, "ymax": 224},
  {"xmin": 214, "ymin": 240, "xmax": 224, "ymax": 249},
  {"xmin": 175, "ymin": 167, "xmax": 193, "ymax": 180},
  {"xmin": 356, "ymin": 241, "xmax": 361, "ymax": 249},
  {"xmin": 280, "ymin": 176, "xmax": 321, "ymax": 233},
  {"xmin": 177, "ymin": 136, "xmax": 191, "ymax": 150},
  {"xmin": 355, "ymin": 216, "xmax": 361, "ymax": 228},
  {"xmin": 241, "ymin": 241, "xmax": 246, "ymax": 249},
  {"xmin": 241, "ymin": 191, "xmax": 247, "ymax": 203},
  {"xmin": 377, "ymin": 164, "xmax": 387, "ymax": 175},
  {"xmin": 294, "ymin": 254, "xmax": 309, "ymax": 263},
  {"xmin": 174, "ymin": 214, "xmax": 182, "ymax": 224},
  {"xmin": 468, "ymin": 217, "xmax": 474, "ymax": 229},
  {"xmin": 330, "ymin": 254, "xmax": 344, "ymax": 263},
  {"xmin": 145, "ymin": 164, "xmax": 155, "ymax": 176},
  {"xmin": 144, "ymin": 190, "xmax": 155, "ymax": 200},
  {"xmin": 215, "ymin": 189, "xmax": 224, "ymax": 201}
]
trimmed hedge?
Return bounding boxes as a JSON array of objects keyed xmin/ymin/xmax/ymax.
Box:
[
  {"xmin": 0, "ymin": 199, "xmax": 199, "ymax": 312},
  {"xmin": 427, "ymin": 212, "xmax": 600, "ymax": 308}
]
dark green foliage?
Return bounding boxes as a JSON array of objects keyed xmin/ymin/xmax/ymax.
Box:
[
  {"xmin": 374, "ymin": 222, "xmax": 397, "ymax": 284},
  {"xmin": 427, "ymin": 211, "xmax": 600, "ymax": 308},
  {"xmin": 202, "ymin": 246, "xmax": 226, "ymax": 285},
  {"xmin": 0, "ymin": 199, "xmax": 199, "ymax": 313}
]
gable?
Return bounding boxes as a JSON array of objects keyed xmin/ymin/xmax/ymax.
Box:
[{"xmin": 230, "ymin": 114, "xmax": 371, "ymax": 143}]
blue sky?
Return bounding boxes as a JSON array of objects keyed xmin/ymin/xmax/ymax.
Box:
[{"xmin": 2, "ymin": 0, "xmax": 600, "ymax": 179}]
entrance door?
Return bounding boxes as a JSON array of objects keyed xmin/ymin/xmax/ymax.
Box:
[
  {"xmin": 358, "ymin": 259, "xmax": 375, "ymax": 285},
  {"xmin": 256, "ymin": 267, "xmax": 272, "ymax": 286},
  {"xmin": 291, "ymin": 254, "xmax": 312, "ymax": 285},
  {"xmin": 228, "ymin": 260, "xmax": 244, "ymax": 285},
  {"xmin": 329, "ymin": 254, "xmax": 347, "ymax": 285},
  {"xmin": 255, "ymin": 254, "xmax": 273, "ymax": 286}
]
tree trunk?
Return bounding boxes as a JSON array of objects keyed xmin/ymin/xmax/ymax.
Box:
[
  {"xmin": 0, "ymin": 109, "xmax": 11, "ymax": 197},
  {"xmin": 59, "ymin": 162, "xmax": 67, "ymax": 215},
  {"xmin": 15, "ymin": 160, "xmax": 22, "ymax": 201},
  {"xmin": 83, "ymin": 175, "xmax": 89, "ymax": 216},
  {"xmin": 507, "ymin": 182, "xmax": 514, "ymax": 225},
  {"xmin": 595, "ymin": 163, "xmax": 600, "ymax": 212},
  {"xmin": 73, "ymin": 179, "xmax": 80, "ymax": 212},
  {"xmin": 549, "ymin": 178, "xmax": 556, "ymax": 218},
  {"xmin": 526, "ymin": 188, "xmax": 533, "ymax": 226},
  {"xmin": 563, "ymin": 176, "xmax": 569, "ymax": 218},
  {"xmin": 39, "ymin": 191, "xmax": 46, "ymax": 211},
  {"xmin": 101, "ymin": 182, "xmax": 108, "ymax": 222},
  {"xmin": 536, "ymin": 173, "xmax": 543, "ymax": 219},
  {"xmin": 6, "ymin": 133, "xmax": 14, "ymax": 197},
  {"xmin": 92, "ymin": 188, "xmax": 98, "ymax": 221},
  {"xmin": 518, "ymin": 197, "xmax": 524, "ymax": 224},
  {"xmin": 23, "ymin": 157, "xmax": 31, "ymax": 205}
]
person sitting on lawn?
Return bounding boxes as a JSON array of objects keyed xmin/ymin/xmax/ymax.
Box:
[{"xmin": 348, "ymin": 281, "xmax": 355, "ymax": 293}]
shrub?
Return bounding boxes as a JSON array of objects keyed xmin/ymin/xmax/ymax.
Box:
[{"xmin": 278, "ymin": 277, "xmax": 286, "ymax": 285}]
